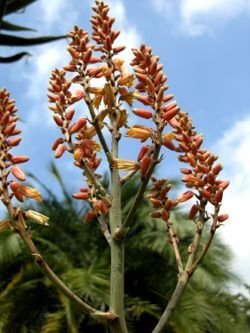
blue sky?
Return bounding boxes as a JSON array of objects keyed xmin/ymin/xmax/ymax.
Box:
[{"xmin": 1, "ymin": 0, "xmax": 250, "ymax": 288}]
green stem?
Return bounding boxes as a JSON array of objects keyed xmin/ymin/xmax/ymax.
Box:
[
  {"xmin": 109, "ymin": 125, "xmax": 128, "ymax": 333},
  {"xmin": 152, "ymin": 272, "xmax": 190, "ymax": 333}
]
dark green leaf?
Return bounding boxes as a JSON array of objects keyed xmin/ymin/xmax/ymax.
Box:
[
  {"xmin": 0, "ymin": 51, "xmax": 31, "ymax": 63},
  {"xmin": 5, "ymin": 0, "xmax": 37, "ymax": 15},
  {"xmin": 0, "ymin": 33, "xmax": 66, "ymax": 46},
  {"xmin": 1, "ymin": 20, "xmax": 35, "ymax": 31}
]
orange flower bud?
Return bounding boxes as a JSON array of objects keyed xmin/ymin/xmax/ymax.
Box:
[
  {"xmin": 10, "ymin": 166, "xmax": 26, "ymax": 181},
  {"xmin": 65, "ymin": 109, "xmax": 75, "ymax": 121},
  {"xmin": 162, "ymin": 107, "xmax": 180, "ymax": 121},
  {"xmin": 71, "ymin": 90, "xmax": 85, "ymax": 104},
  {"xmin": 177, "ymin": 190, "xmax": 194, "ymax": 203},
  {"xmin": 84, "ymin": 210, "xmax": 96, "ymax": 224},
  {"xmin": 72, "ymin": 192, "xmax": 89, "ymax": 200},
  {"xmin": 7, "ymin": 137, "xmax": 22, "ymax": 147},
  {"xmin": 162, "ymin": 210, "xmax": 170, "ymax": 222},
  {"xmin": 217, "ymin": 180, "xmax": 230, "ymax": 190},
  {"xmin": 162, "ymin": 101, "xmax": 177, "ymax": 112},
  {"xmin": 150, "ymin": 198, "xmax": 162, "ymax": 208},
  {"xmin": 139, "ymin": 155, "xmax": 152, "ymax": 176},
  {"xmin": 162, "ymin": 94, "xmax": 174, "ymax": 103},
  {"xmin": 80, "ymin": 187, "xmax": 89, "ymax": 192},
  {"xmin": 133, "ymin": 108, "xmax": 152, "ymax": 119},
  {"xmin": 53, "ymin": 114, "xmax": 63, "ymax": 127},
  {"xmin": 83, "ymin": 48, "xmax": 92, "ymax": 63},
  {"xmin": 73, "ymin": 147, "xmax": 84, "ymax": 162},
  {"xmin": 69, "ymin": 118, "xmax": 87, "ymax": 134},
  {"xmin": 218, "ymin": 214, "xmax": 229, "ymax": 223},
  {"xmin": 150, "ymin": 211, "xmax": 162, "ymax": 218},
  {"xmin": 3, "ymin": 123, "xmax": 16, "ymax": 135},
  {"xmin": 180, "ymin": 168, "xmax": 192, "ymax": 175},
  {"xmin": 188, "ymin": 204, "xmax": 200, "ymax": 219},
  {"xmin": 52, "ymin": 138, "xmax": 64, "ymax": 150},
  {"xmin": 11, "ymin": 155, "xmax": 29, "ymax": 164},
  {"xmin": 212, "ymin": 163, "xmax": 223, "ymax": 175},
  {"xmin": 137, "ymin": 145, "xmax": 150, "ymax": 161},
  {"xmin": 213, "ymin": 188, "xmax": 223, "ymax": 203},
  {"xmin": 199, "ymin": 189, "xmax": 211, "ymax": 200},
  {"xmin": 67, "ymin": 46, "xmax": 78, "ymax": 58},
  {"xmin": 113, "ymin": 45, "xmax": 126, "ymax": 53},
  {"xmin": 163, "ymin": 138, "xmax": 176, "ymax": 151},
  {"xmin": 134, "ymin": 93, "xmax": 151, "ymax": 105},
  {"xmin": 54, "ymin": 144, "xmax": 67, "ymax": 158}
]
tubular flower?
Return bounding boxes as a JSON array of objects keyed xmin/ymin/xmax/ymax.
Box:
[
  {"xmin": 126, "ymin": 126, "xmax": 151, "ymax": 142},
  {"xmin": 25, "ymin": 210, "xmax": 49, "ymax": 226},
  {"xmin": 114, "ymin": 159, "xmax": 138, "ymax": 171},
  {"xmin": 10, "ymin": 182, "xmax": 43, "ymax": 202}
]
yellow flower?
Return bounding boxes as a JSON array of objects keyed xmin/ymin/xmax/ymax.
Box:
[
  {"xmin": 126, "ymin": 126, "xmax": 151, "ymax": 142},
  {"xmin": 114, "ymin": 159, "xmax": 138, "ymax": 171},
  {"xmin": 16, "ymin": 185, "xmax": 43, "ymax": 202},
  {"xmin": 25, "ymin": 210, "xmax": 49, "ymax": 226}
]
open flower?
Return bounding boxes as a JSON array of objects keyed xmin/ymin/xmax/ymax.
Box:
[
  {"xmin": 114, "ymin": 159, "xmax": 138, "ymax": 171},
  {"xmin": 126, "ymin": 126, "xmax": 151, "ymax": 142},
  {"xmin": 25, "ymin": 210, "xmax": 49, "ymax": 226}
]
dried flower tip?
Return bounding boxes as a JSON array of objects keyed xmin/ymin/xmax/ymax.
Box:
[
  {"xmin": 0, "ymin": 220, "xmax": 10, "ymax": 233},
  {"xmin": 25, "ymin": 210, "xmax": 49, "ymax": 226},
  {"xmin": 114, "ymin": 159, "xmax": 138, "ymax": 171},
  {"xmin": 10, "ymin": 166, "xmax": 26, "ymax": 181},
  {"xmin": 126, "ymin": 126, "xmax": 151, "ymax": 142},
  {"xmin": 10, "ymin": 183, "xmax": 43, "ymax": 202},
  {"xmin": 218, "ymin": 214, "xmax": 229, "ymax": 223},
  {"xmin": 11, "ymin": 155, "xmax": 29, "ymax": 164},
  {"xmin": 54, "ymin": 143, "xmax": 67, "ymax": 158},
  {"xmin": 72, "ymin": 192, "xmax": 89, "ymax": 200},
  {"xmin": 133, "ymin": 108, "xmax": 152, "ymax": 119}
]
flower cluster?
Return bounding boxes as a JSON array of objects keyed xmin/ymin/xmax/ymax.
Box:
[
  {"xmin": 0, "ymin": 88, "xmax": 48, "ymax": 226},
  {"xmin": 172, "ymin": 111, "xmax": 229, "ymax": 222}
]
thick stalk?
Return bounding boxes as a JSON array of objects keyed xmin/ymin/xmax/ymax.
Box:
[
  {"xmin": 109, "ymin": 126, "xmax": 127, "ymax": 333},
  {"xmin": 152, "ymin": 272, "xmax": 190, "ymax": 333}
]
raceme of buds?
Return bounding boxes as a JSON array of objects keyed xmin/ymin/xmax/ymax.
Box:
[
  {"xmin": 171, "ymin": 111, "xmax": 229, "ymax": 208},
  {"xmin": 0, "ymin": 89, "xmax": 43, "ymax": 208},
  {"xmin": 148, "ymin": 178, "xmax": 177, "ymax": 223}
]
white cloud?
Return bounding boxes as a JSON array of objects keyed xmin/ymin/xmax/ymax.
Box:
[
  {"xmin": 214, "ymin": 114, "xmax": 250, "ymax": 283},
  {"xmin": 152, "ymin": 0, "xmax": 250, "ymax": 36},
  {"xmin": 107, "ymin": 0, "xmax": 141, "ymax": 63}
]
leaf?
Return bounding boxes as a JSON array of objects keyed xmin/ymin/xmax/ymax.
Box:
[
  {"xmin": 0, "ymin": 52, "xmax": 31, "ymax": 63},
  {"xmin": 1, "ymin": 20, "xmax": 35, "ymax": 31},
  {"xmin": 0, "ymin": 33, "xmax": 66, "ymax": 46},
  {"xmin": 4, "ymin": 0, "xmax": 38, "ymax": 15}
]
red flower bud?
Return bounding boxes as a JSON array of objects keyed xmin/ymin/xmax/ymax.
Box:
[
  {"xmin": 7, "ymin": 137, "xmax": 22, "ymax": 147},
  {"xmin": 150, "ymin": 198, "xmax": 162, "ymax": 208},
  {"xmin": 11, "ymin": 155, "xmax": 29, "ymax": 164},
  {"xmin": 139, "ymin": 156, "xmax": 152, "ymax": 177},
  {"xmin": 162, "ymin": 107, "xmax": 180, "ymax": 121},
  {"xmin": 218, "ymin": 214, "xmax": 229, "ymax": 223},
  {"xmin": 150, "ymin": 211, "xmax": 162, "ymax": 218},
  {"xmin": 113, "ymin": 45, "xmax": 126, "ymax": 53},
  {"xmin": 69, "ymin": 118, "xmax": 87, "ymax": 134},
  {"xmin": 84, "ymin": 210, "xmax": 95, "ymax": 224},
  {"xmin": 213, "ymin": 188, "xmax": 223, "ymax": 203},
  {"xmin": 177, "ymin": 191, "xmax": 194, "ymax": 203},
  {"xmin": 53, "ymin": 114, "xmax": 63, "ymax": 127},
  {"xmin": 137, "ymin": 145, "xmax": 150, "ymax": 161},
  {"xmin": 163, "ymin": 138, "xmax": 176, "ymax": 151},
  {"xmin": 83, "ymin": 48, "xmax": 92, "ymax": 63},
  {"xmin": 162, "ymin": 101, "xmax": 177, "ymax": 113},
  {"xmin": 54, "ymin": 144, "xmax": 66, "ymax": 158},
  {"xmin": 10, "ymin": 166, "xmax": 26, "ymax": 181},
  {"xmin": 72, "ymin": 192, "xmax": 89, "ymax": 200},
  {"xmin": 188, "ymin": 204, "xmax": 200, "ymax": 219},
  {"xmin": 52, "ymin": 138, "xmax": 64, "ymax": 150},
  {"xmin": 133, "ymin": 108, "xmax": 152, "ymax": 119}
]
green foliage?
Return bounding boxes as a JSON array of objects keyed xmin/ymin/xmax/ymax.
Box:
[
  {"xmin": 0, "ymin": 0, "xmax": 66, "ymax": 63},
  {"xmin": 0, "ymin": 165, "xmax": 249, "ymax": 332}
]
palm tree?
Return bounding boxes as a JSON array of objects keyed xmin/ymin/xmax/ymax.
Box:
[
  {"xmin": 0, "ymin": 0, "xmax": 65, "ymax": 63},
  {"xmin": 0, "ymin": 165, "xmax": 248, "ymax": 332}
]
